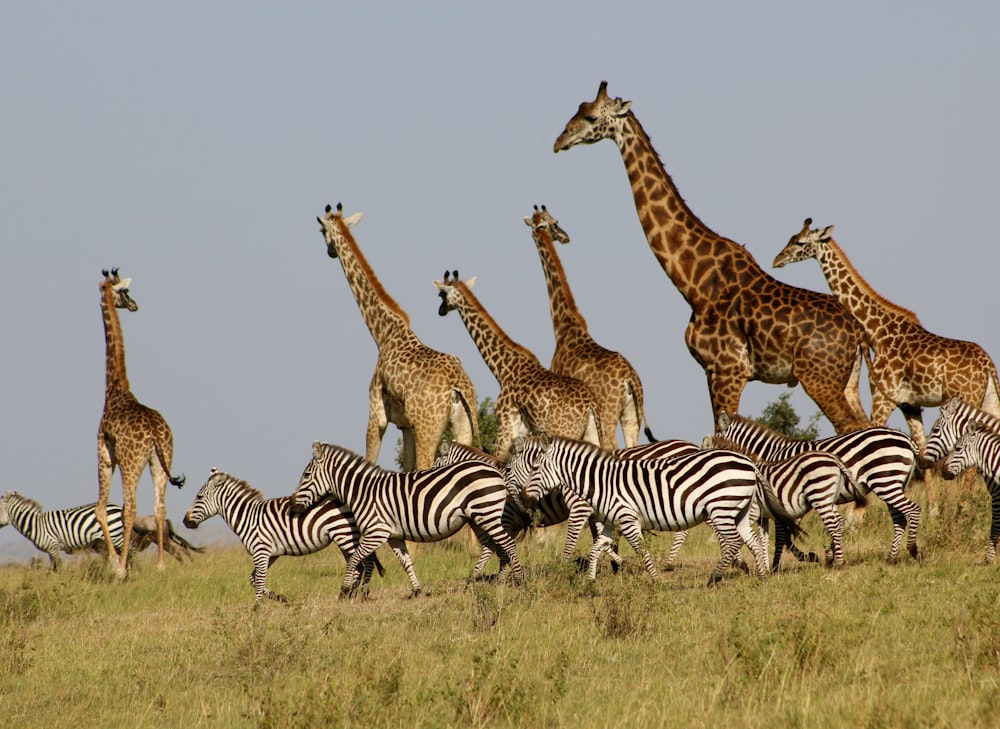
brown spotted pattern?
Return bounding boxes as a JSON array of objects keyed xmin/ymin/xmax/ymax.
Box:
[
  {"xmin": 773, "ymin": 219, "xmax": 1000, "ymax": 453},
  {"xmin": 524, "ymin": 205, "xmax": 650, "ymax": 447},
  {"xmin": 435, "ymin": 272, "xmax": 606, "ymax": 459},
  {"xmin": 553, "ymin": 82, "xmax": 871, "ymax": 434},
  {"xmin": 96, "ymin": 269, "xmax": 183, "ymax": 579},
  {"xmin": 317, "ymin": 204, "xmax": 479, "ymax": 471}
]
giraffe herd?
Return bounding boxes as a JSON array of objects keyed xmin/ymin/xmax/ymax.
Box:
[{"xmin": 24, "ymin": 81, "xmax": 1000, "ymax": 583}]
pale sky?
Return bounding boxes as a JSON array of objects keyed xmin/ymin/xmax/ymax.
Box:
[{"xmin": 2, "ymin": 3, "xmax": 998, "ymax": 557}]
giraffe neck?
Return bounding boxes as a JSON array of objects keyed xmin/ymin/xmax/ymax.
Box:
[
  {"xmin": 616, "ymin": 113, "xmax": 763, "ymax": 309},
  {"xmin": 812, "ymin": 238, "xmax": 911, "ymax": 338},
  {"xmin": 100, "ymin": 283, "xmax": 131, "ymax": 396},
  {"xmin": 450, "ymin": 283, "xmax": 539, "ymax": 385},
  {"xmin": 331, "ymin": 217, "xmax": 420, "ymax": 349},
  {"xmin": 531, "ymin": 228, "xmax": 589, "ymax": 341}
]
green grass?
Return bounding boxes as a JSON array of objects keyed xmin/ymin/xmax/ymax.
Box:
[{"xmin": 2, "ymin": 473, "xmax": 998, "ymax": 728}]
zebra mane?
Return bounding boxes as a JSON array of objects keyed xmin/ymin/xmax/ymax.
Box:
[
  {"xmin": 214, "ymin": 473, "xmax": 267, "ymax": 503},
  {"xmin": 706, "ymin": 435, "xmax": 761, "ymax": 462},
  {"xmin": 2, "ymin": 491, "xmax": 42, "ymax": 512},
  {"xmin": 438, "ymin": 441, "xmax": 503, "ymax": 468},
  {"xmin": 722, "ymin": 413, "xmax": 796, "ymax": 444},
  {"xmin": 551, "ymin": 436, "xmax": 612, "ymax": 459},
  {"xmin": 946, "ymin": 397, "xmax": 1000, "ymax": 432},
  {"xmin": 319, "ymin": 443, "xmax": 389, "ymax": 477}
]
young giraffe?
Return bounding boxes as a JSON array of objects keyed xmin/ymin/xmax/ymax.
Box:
[
  {"xmin": 434, "ymin": 271, "xmax": 607, "ymax": 459},
  {"xmin": 553, "ymin": 82, "xmax": 871, "ymax": 434},
  {"xmin": 95, "ymin": 269, "xmax": 185, "ymax": 579},
  {"xmin": 524, "ymin": 204, "xmax": 652, "ymax": 448},
  {"xmin": 773, "ymin": 218, "xmax": 1000, "ymax": 456},
  {"xmin": 316, "ymin": 204, "xmax": 480, "ymax": 471}
]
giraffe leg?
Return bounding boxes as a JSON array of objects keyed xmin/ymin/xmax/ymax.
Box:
[
  {"xmin": 117, "ymin": 462, "xmax": 144, "ymax": 579},
  {"xmin": 149, "ymin": 457, "xmax": 169, "ymax": 572},
  {"xmin": 365, "ymin": 371, "xmax": 388, "ymax": 465},
  {"xmin": 96, "ymin": 437, "xmax": 121, "ymax": 565}
]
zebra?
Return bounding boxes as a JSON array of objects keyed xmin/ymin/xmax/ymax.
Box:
[
  {"xmin": 182, "ymin": 469, "xmax": 385, "ymax": 605},
  {"xmin": 0, "ymin": 491, "xmax": 125, "ymax": 571},
  {"xmin": 941, "ymin": 422, "xmax": 1000, "ymax": 563},
  {"xmin": 714, "ymin": 412, "xmax": 920, "ymax": 562},
  {"xmin": 924, "ymin": 396, "xmax": 1000, "ymax": 465},
  {"xmin": 290, "ymin": 442, "xmax": 523, "ymax": 597},
  {"xmin": 704, "ymin": 434, "xmax": 861, "ymax": 570},
  {"xmin": 516, "ymin": 435, "xmax": 799, "ymax": 584}
]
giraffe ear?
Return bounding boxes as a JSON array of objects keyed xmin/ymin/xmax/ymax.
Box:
[
  {"xmin": 112, "ymin": 277, "xmax": 132, "ymax": 291},
  {"xmin": 616, "ymin": 99, "xmax": 632, "ymax": 116},
  {"xmin": 465, "ymin": 275, "xmax": 477, "ymax": 289},
  {"xmin": 523, "ymin": 216, "xmax": 533, "ymax": 227},
  {"xmin": 819, "ymin": 225, "xmax": 834, "ymax": 240},
  {"xmin": 343, "ymin": 212, "xmax": 363, "ymax": 227}
]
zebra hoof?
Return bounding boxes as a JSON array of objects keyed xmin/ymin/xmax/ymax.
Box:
[{"xmin": 805, "ymin": 552, "xmax": 820, "ymax": 563}]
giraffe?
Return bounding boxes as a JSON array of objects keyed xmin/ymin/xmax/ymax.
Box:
[
  {"xmin": 524, "ymin": 204, "xmax": 652, "ymax": 448},
  {"xmin": 434, "ymin": 270, "xmax": 607, "ymax": 460},
  {"xmin": 553, "ymin": 82, "xmax": 871, "ymax": 434},
  {"xmin": 95, "ymin": 269, "xmax": 185, "ymax": 579},
  {"xmin": 316, "ymin": 203, "xmax": 480, "ymax": 471},
  {"xmin": 773, "ymin": 218, "xmax": 1000, "ymax": 455}
]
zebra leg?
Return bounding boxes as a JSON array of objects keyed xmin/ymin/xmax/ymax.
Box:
[
  {"xmin": 814, "ymin": 504, "xmax": 845, "ymax": 568},
  {"xmin": 387, "ymin": 538, "xmax": 422, "ymax": 597},
  {"xmin": 869, "ymin": 482, "xmax": 921, "ymax": 562},
  {"xmin": 343, "ymin": 531, "xmax": 389, "ymax": 598},
  {"xmin": 561, "ymin": 491, "xmax": 594, "ymax": 562},
  {"xmin": 663, "ymin": 530, "xmax": 688, "ymax": 571},
  {"xmin": 617, "ymin": 516, "xmax": 659, "ymax": 582},
  {"xmin": 735, "ymin": 510, "xmax": 768, "ymax": 578},
  {"xmin": 987, "ymin": 484, "xmax": 1000, "ymax": 565},
  {"xmin": 706, "ymin": 518, "xmax": 744, "ymax": 586},
  {"xmin": 470, "ymin": 518, "xmax": 523, "ymax": 586}
]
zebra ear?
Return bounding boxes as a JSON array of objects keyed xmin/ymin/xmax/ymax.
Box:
[
  {"xmin": 312, "ymin": 441, "xmax": 323, "ymax": 458},
  {"xmin": 699, "ymin": 434, "xmax": 715, "ymax": 450},
  {"xmin": 716, "ymin": 411, "xmax": 730, "ymax": 431},
  {"xmin": 511, "ymin": 436, "xmax": 524, "ymax": 455}
]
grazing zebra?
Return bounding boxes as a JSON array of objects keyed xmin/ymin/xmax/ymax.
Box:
[
  {"xmin": 0, "ymin": 491, "xmax": 124, "ymax": 571},
  {"xmin": 516, "ymin": 436, "xmax": 798, "ymax": 584},
  {"xmin": 924, "ymin": 397, "xmax": 1000, "ymax": 465},
  {"xmin": 715, "ymin": 412, "xmax": 919, "ymax": 562},
  {"xmin": 182, "ymin": 469, "xmax": 384, "ymax": 605},
  {"xmin": 291, "ymin": 442, "xmax": 523, "ymax": 597},
  {"xmin": 704, "ymin": 434, "xmax": 861, "ymax": 569},
  {"xmin": 942, "ymin": 423, "xmax": 1000, "ymax": 563}
]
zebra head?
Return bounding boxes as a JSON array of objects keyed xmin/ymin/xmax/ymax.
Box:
[
  {"xmin": 101, "ymin": 268, "xmax": 138, "ymax": 312},
  {"xmin": 183, "ymin": 469, "xmax": 228, "ymax": 528},
  {"xmin": 942, "ymin": 422, "xmax": 987, "ymax": 479},
  {"xmin": 519, "ymin": 435, "xmax": 563, "ymax": 506},
  {"xmin": 506, "ymin": 436, "xmax": 545, "ymax": 496},
  {"xmin": 923, "ymin": 397, "xmax": 965, "ymax": 464},
  {"xmin": 290, "ymin": 441, "xmax": 338, "ymax": 515},
  {"xmin": 0, "ymin": 492, "xmax": 9, "ymax": 528}
]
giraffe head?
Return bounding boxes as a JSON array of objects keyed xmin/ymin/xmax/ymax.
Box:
[
  {"xmin": 316, "ymin": 202, "xmax": 364, "ymax": 259},
  {"xmin": 554, "ymin": 81, "xmax": 633, "ymax": 153},
  {"xmin": 523, "ymin": 204, "xmax": 570, "ymax": 244},
  {"xmin": 101, "ymin": 268, "xmax": 138, "ymax": 311},
  {"xmin": 772, "ymin": 218, "xmax": 834, "ymax": 269},
  {"xmin": 435, "ymin": 270, "xmax": 477, "ymax": 317}
]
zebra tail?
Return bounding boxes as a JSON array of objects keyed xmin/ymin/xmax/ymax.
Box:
[
  {"xmin": 154, "ymin": 441, "xmax": 186, "ymax": 488},
  {"xmin": 755, "ymin": 469, "xmax": 805, "ymax": 540}
]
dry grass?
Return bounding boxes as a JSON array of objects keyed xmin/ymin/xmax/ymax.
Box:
[{"xmin": 2, "ymin": 471, "xmax": 999, "ymax": 728}]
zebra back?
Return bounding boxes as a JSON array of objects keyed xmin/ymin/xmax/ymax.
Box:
[
  {"xmin": 925, "ymin": 397, "xmax": 1000, "ymax": 463},
  {"xmin": 614, "ymin": 438, "xmax": 700, "ymax": 461}
]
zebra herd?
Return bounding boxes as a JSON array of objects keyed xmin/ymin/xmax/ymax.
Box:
[{"xmin": 6, "ymin": 396, "xmax": 1000, "ymax": 604}]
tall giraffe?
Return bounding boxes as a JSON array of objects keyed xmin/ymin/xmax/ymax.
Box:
[
  {"xmin": 316, "ymin": 203, "xmax": 480, "ymax": 470},
  {"xmin": 434, "ymin": 270, "xmax": 607, "ymax": 459},
  {"xmin": 773, "ymin": 218, "xmax": 1000, "ymax": 454},
  {"xmin": 553, "ymin": 82, "xmax": 871, "ymax": 434},
  {"xmin": 96, "ymin": 269, "xmax": 185, "ymax": 578},
  {"xmin": 525, "ymin": 204, "xmax": 652, "ymax": 447}
]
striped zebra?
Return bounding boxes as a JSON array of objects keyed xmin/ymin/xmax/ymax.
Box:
[
  {"xmin": 182, "ymin": 469, "xmax": 385, "ymax": 605},
  {"xmin": 924, "ymin": 397, "xmax": 1000, "ymax": 465},
  {"xmin": 715, "ymin": 412, "xmax": 920, "ymax": 562},
  {"xmin": 0, "ymin": 491, "xmax": 125, "ymax": 571},
  {"xmin": 704, "ymin": 434, "xmax": 861, "ymax": 569},
  {"xmin": 941, "ymin": 422, "xmax": 1000, "ymax": 563},
  {"xmin": 291, "ymin": 442, "xmax": 523, "ymax": 597},
  {"xmin": 516, "ymin": 436, "xmax": 798, "ymax": 584}
]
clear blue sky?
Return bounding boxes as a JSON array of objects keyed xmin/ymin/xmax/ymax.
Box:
[{"xmin": 2, "ymin": 3, "xmax": 998, "ymax": 557}]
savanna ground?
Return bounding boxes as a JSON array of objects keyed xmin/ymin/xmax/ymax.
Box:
[{"xmin": 2, "ymin": 472, "xmax": 999, "ymax": 729}]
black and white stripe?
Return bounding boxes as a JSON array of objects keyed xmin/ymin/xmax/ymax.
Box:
[
  {"xmin": 0, "ymin": 491, "xmax": 124, "ymax": 571},
  {"xmin": 942, "ymin": 423, "xmax": 1000, "ymax": 563},
  {"xmin": 516, "ymin": 436, "xmax": 795, "ymax": 584},
  {"xmin": 705, "ymin": 435, "xmax": 862, "ymax": 569},
  {"xmin": 291, "ymin": 442, "xmax": 522, "ymax": 596},
  {"xmin": 182, "ymin": 469, "xmax": 384, "ymax": 604},
  {"xmin": 715, "ymin": 412, "xmax": 920, "ymax": 562},
  {"xmin": 924, "ymin": 397, "xmax": 1000, "ymax": 465}
]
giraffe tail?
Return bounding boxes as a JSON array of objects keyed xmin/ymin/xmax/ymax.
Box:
[{"xmin": 154, "ymin": 441, "xmax": 186, "ymax": 489}]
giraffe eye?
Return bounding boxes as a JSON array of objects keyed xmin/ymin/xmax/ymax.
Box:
[{"xmin": 585, "ymin": 115, "xmax": 598, "ymax": 123}]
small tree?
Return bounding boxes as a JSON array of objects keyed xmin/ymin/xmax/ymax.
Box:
[
  {"xmin": 394, "ymin": 396, "xmax": 498, "ymax": 469},
  {"xmin": 756, "ymin": 392, "xmax": 821, "ymax": 440}
]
